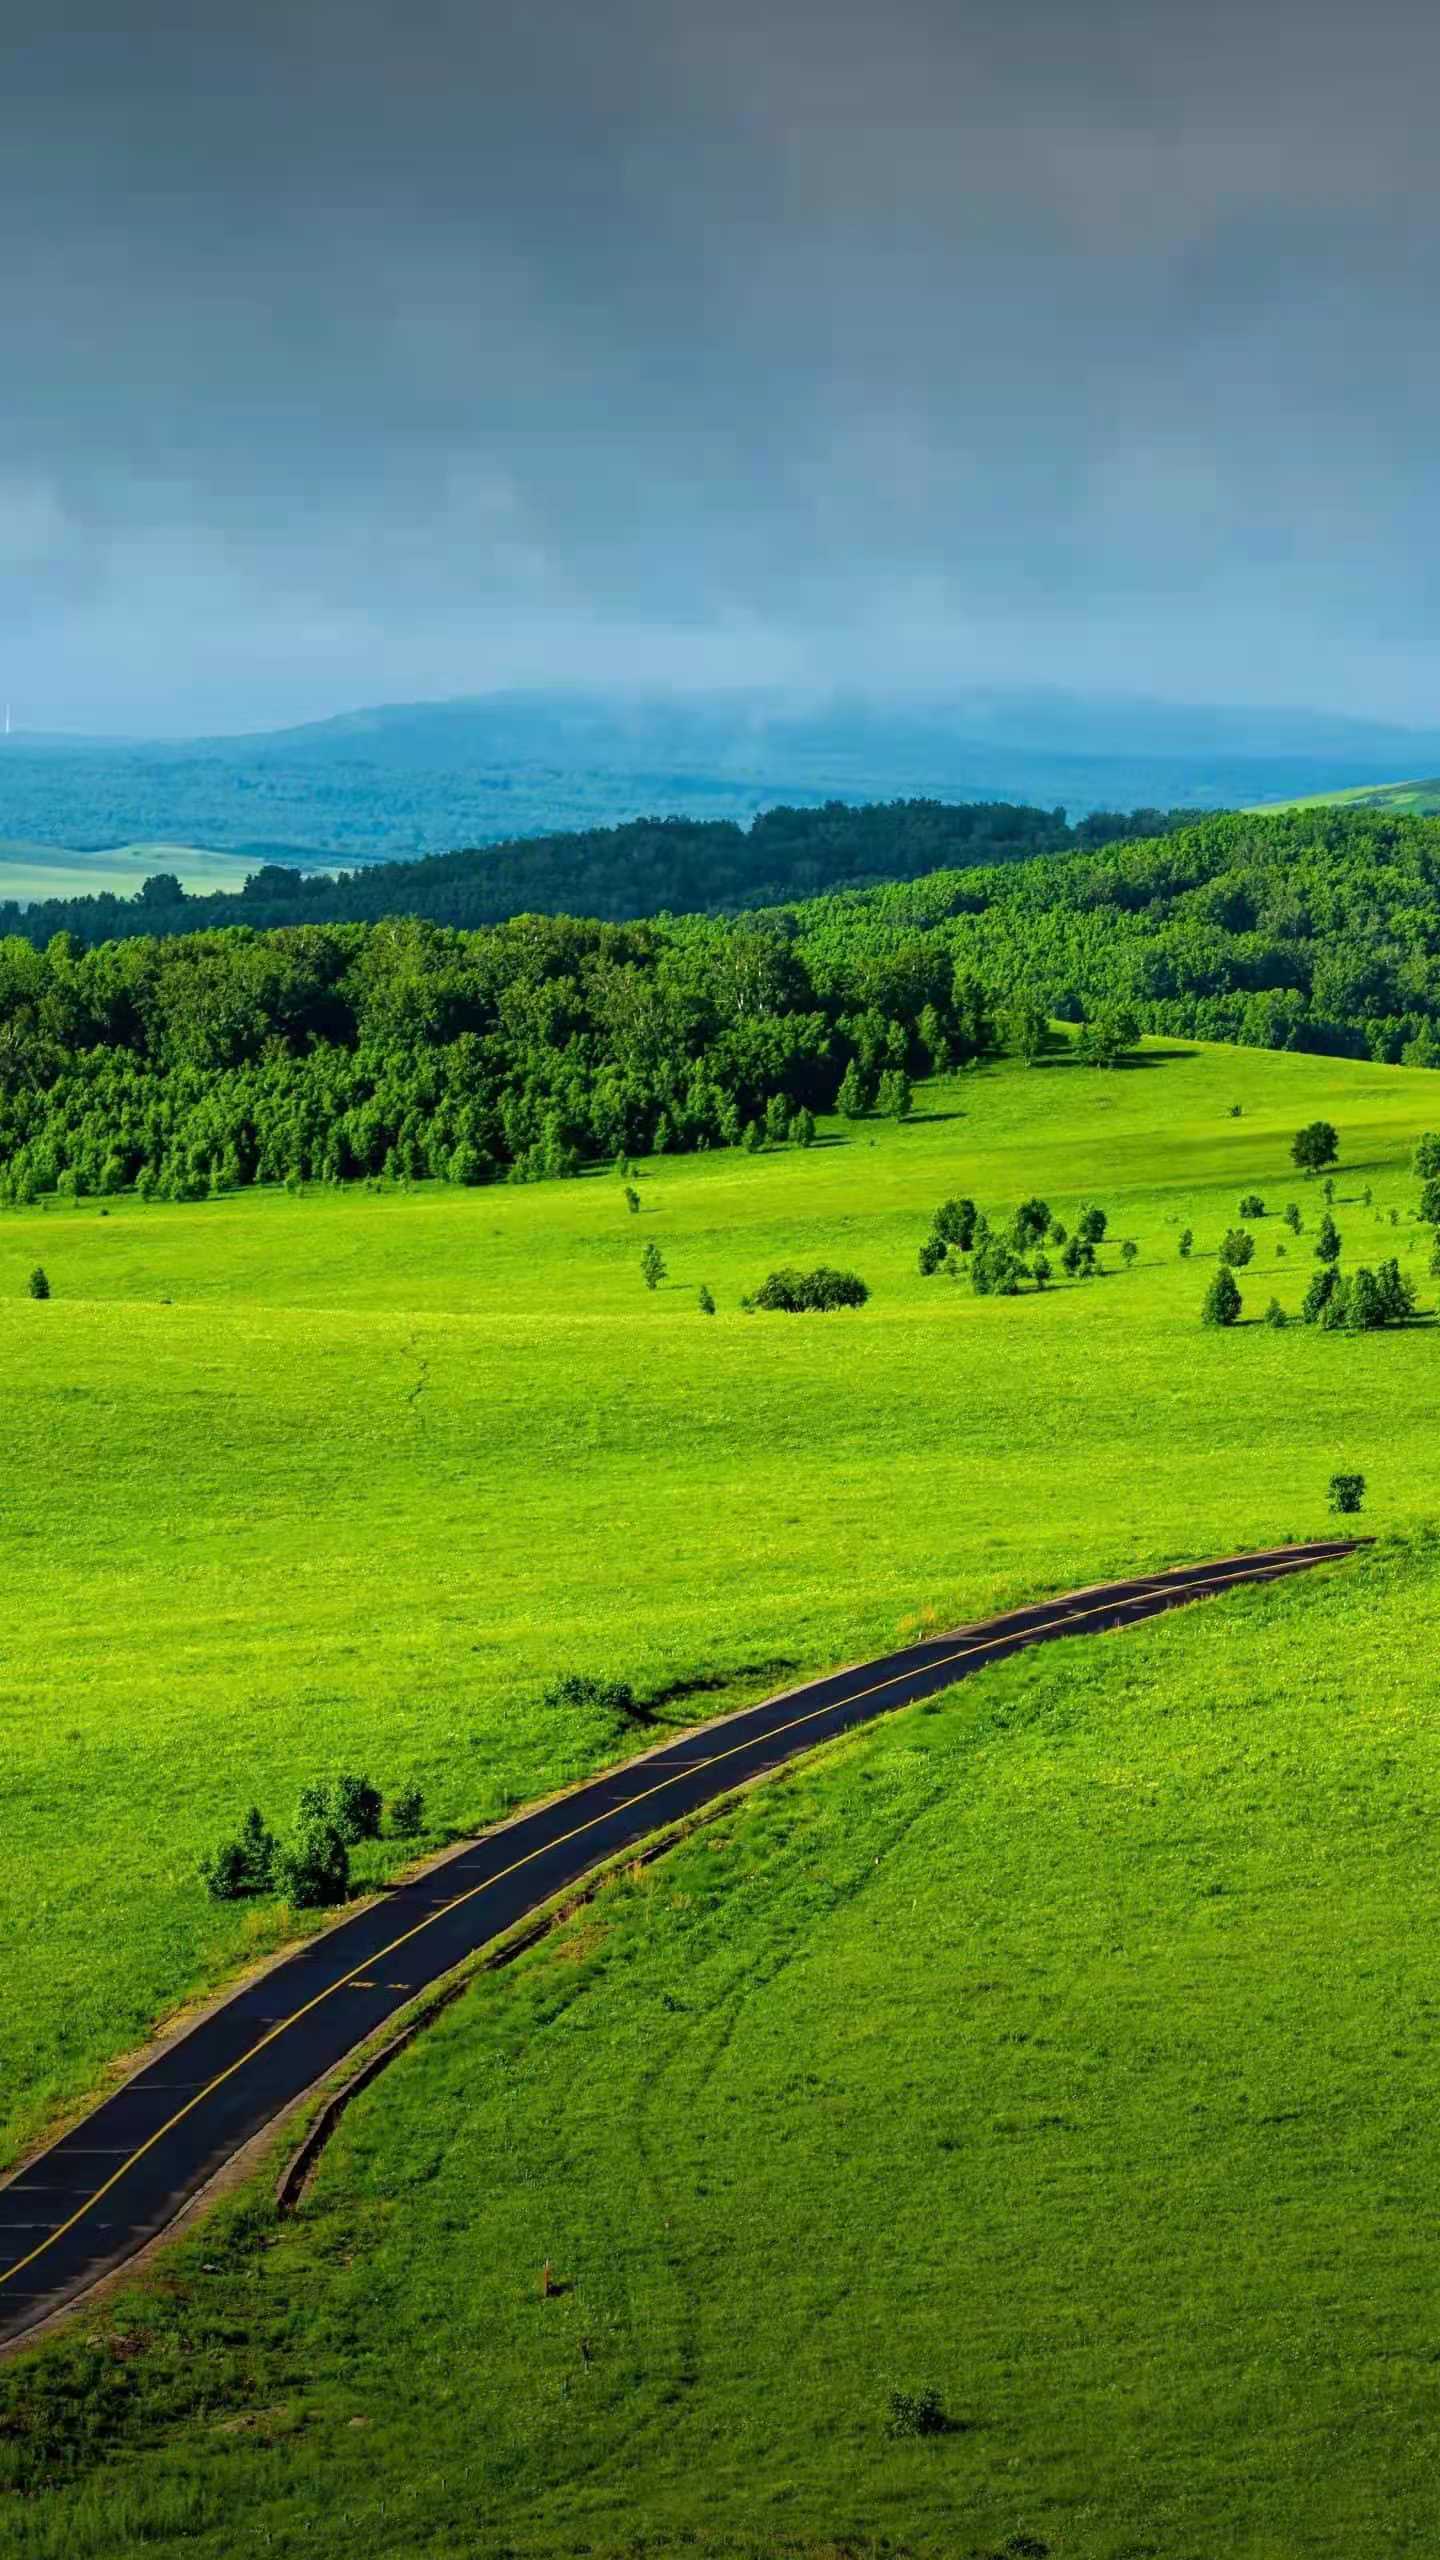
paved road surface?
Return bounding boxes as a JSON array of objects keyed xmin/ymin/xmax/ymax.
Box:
[{"xmin": 0, "ymin": 1539, "xmax": 1360, "ymax": 2347}]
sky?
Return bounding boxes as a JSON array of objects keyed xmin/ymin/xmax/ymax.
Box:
[{"xmin": 6, "ymin": 0, "xmax": 1440, "ymax": 734}]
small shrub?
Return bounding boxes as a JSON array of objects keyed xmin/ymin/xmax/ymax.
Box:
[
  {"xmin": 1177, "ymin": 1228, "xmax": 1193, "ymax": 1259},
  {"xmin": 917, "ymin": 1237, "xmax": 945, "ymax": 1277},
  {"xmin": 199, "ymin": 1806, "xmax": 276, "ymax": 1902},
  {"xmin": 1120, "ymin": 1239, "xmax": 1138, "ymax": 1267},
  {"xmin": 1314, "ymin": 1213, "xmax": 1341, "ymax": 1265},
  {"xmin": 543, "ymin": 1671, "xmax": 645, "ymax": 1725},
  {"xmin": 1239, "ymin": 1193, "xmax": 1265, "ymax": 1218},
  {"xmin": 27, "ymin": 1266, "xmax": 49, "ymax": 1300},
  {"xmin": 624, "ymin": 1185, "xmax": 641, "ymax": 1214},
  {"xmin": 1264, "ymin": 1296, "xmax": 1287, "ymax": 1328},
  {"xmin": 697, "ymin": 1283, "xmax": 716, "ymax": 1314},
  {"xmin": 1328, "ymin": 1471, "xmax": 1366, "ymax": 1515},
  {"xmin": 1218, "ymin": 1226, "xmax": 1254, "ymax": 1269},
  {"xmin": 1030, "ymin": 1251, "xmax": 1052, "ymax": 1290},
  {"xmin": 641, "ymin": 1242, "xmax": 666, "ymax": 1290},
  {"xmin": 886, "ymin": 2385, "xmax": 947, "ymax": 2439},
  {"xmin": 1283, "ymin": 1202, "xmax": 1302, "ymax": 1234},
  {"xmin": 389, "ymin": 1784, "xmax": 425, "ymax": 1837},
  {"xmin": 277, "ymin": 1819, "xmax": 350, "ymax": 1909},
  {"xmin": 751, "ymin": 1266, "xmax": 869, "ymax": 1313},
  {"xmin": 789, "ymin": 1106, "xmax": 816, "ymax": 1148},
  {"xmin": 329, "ymin": 1773, "xmax": 383, "ymax": 1843},
  {"xmin": 1077, "ymin": 1205, "xmax": 1107, "ymax": 1245}
]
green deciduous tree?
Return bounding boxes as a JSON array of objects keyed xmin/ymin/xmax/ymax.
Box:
[{"xmin": 1291, "ymin": 1120, "xmax": 1339, "ymax": 1175}]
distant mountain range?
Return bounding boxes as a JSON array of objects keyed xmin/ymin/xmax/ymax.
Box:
[{"xmin": 4, "ymin": 686, "xmax": 1440, "ymax": 869}]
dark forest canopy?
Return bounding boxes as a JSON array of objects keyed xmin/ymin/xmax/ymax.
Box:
[
  {"xmin": 5, "ymin": 804, "xmax": 1440, "ymax": 1206},
  {"xmin": 0, "ymin": 796, "xmax": 1191, "ymax": 950}
]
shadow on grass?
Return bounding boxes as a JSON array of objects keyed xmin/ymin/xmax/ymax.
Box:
[{"xmin": 644, "ymin": 1657, "xmax": 799, "ymax": 1720}]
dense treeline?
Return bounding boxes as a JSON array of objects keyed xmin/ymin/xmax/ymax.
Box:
[
  {"xmin": 9, "ymin": 805, "xmax": 1440, "ymax": 1205},
  {"xmin": 796, "ymin": 806, "xmax": 1440, "ymax": 1066},
  {"xmin": 0, "ymin": 912, "xmax": 991, "ymax": 1198},
  {"xmin": 0, "ymin": 798, "xmax": 1190, "ymax": 950}
]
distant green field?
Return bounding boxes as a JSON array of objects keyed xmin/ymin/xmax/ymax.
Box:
[
  {"xmin": 6, "ymin": 1033, "xmax": 1440, "ymax": 2554},
  {"xmin": 1249, "ymin": 775, "xmax": 1440, "ymax": 814},
  {"xmin": 0, "ymin": 840, "xmax": 258, "ymax": 902}
]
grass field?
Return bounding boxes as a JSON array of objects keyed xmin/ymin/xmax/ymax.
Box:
[
  {"xmin": 4, "ymin": 1534, "xmax": 1440, "ymax": 2557},
  {"xmin": 4, "ymin": 1033, "xmax": 1440, "ymax": 2169},
  {"xmin": 1251, "ymin": 777, "xmax": 1440, "ymax": 813},
  {"xmin": 5, "ymin": 1029, "xmax": 1440, "ymax": 2552},
  {"xmin": 0, "ymin": 842, "xmax": 261, "ymax": 902}
]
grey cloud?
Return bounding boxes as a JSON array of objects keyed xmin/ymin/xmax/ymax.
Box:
[{"xmin": 4, "ymin": 0, "xmax": 1440, "ymax": 728}]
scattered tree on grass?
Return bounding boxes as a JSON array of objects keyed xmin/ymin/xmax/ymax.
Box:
[
  {"xmin": 1239, "ymin": 1193, "xmax": 1265, "ymax": 1219},
  {"xmin": 1417, "ymin": 1177, "xmax": 1440, "ymax": 1226},
  {"xmin": 26, "ymin": 1266, "xmax": 49, "ymax": 1299},
  {"xmin": 917, "ymin": 1237, "xmax": 946, "ymax": 1276},
  {"xmin": 876, "ymin": 1068, "xmax": 912, "ymax": 1121},
  {"xmin": 789, "ymin": 1106, "xmax": 816, "ymax": 1148},
  {"xmin": 697, "ymin": 1283, "xmax": 716, "ymax": 1314},
  {"xmin": 1047, "ymin": 1217, "xmax": 1067, "ymax": 1246},
  {"xmin": 1202, "ymin": 1267, "xmax": 1242, "ymax": 1326},
  {"xmin": 1177, "ymin": 1228, "xmax": 1193, "ymax": 1259},
  {"xmin": 749, "ymin": 1265, "xmax": 869, "ymax": 1313},
  {"xmin": 1291, "ymin": 1120, "xmax": 1339, "ymax": 1175},
  {"xmin": 836, "ymin": 1062, "xmax": 871, "ymax": 1121},
  {"xmin": 1077, "ymin": 1205, "xmax": 1107, "ymax": 1245},
  {"xmin": 1314, "ymin": 1213, "xmax": 1341, "ymax": 1265},
  {"xmin": 1060, "ymin": 1235, "xmax": 1096, "ymax": 1279},
  {"xmin": 1009, "ymin": 1197, "xmax": 1051, "ymax": 1250},
  {"xmin": 742, "ymin": 1119, "xmax": 763, "ymax": 1153},
  {"xmin": 1303, "ymin": 1266, "xmax": 1340, "ymax": 1326},
  {"xmin": 1413, "ymin": 1133, "xmax": 1440, "ymax": 1179},
  {"xmin": 932, "ymin": 1197, "xmax": 978, "ymax": 1252},
  {"xmin": 764, "ymin": 1093, "xmax": 790, "ymax": 1145},
  {"xmin": 1329, "ymin": 1472, "xmax": 1366, "ymax": 1515},
  {"xmin": 1031, "ymin": 1251, "xmax": 1052, "ymax": 1290},
  {"xmin": 971, "ymin": 1234, "xmax": 1024, "ymax": 1296},
  {"xmin": 1075, "ymin": 1006, "xmax": 1141, "ymax": 1067},
  {"xmin": 1322, "ymin": 1176, "xmax": 1335, "ymax": 1204},
  {"xmin": 1001, "ymin": 999, "xmax": 1053, "ymax": 1065},
  {"xmin": 624, "ymin": 1185, "xmax": 641, "ymax": 1214},
  {"xmin": 1218, "ymin": 1227, "xmax": 1254, "ymax": 1269},
  {"xmin": 1283, "ymin": 1203, "xmax": 1303, "ymax": 1234},
  {"xmin": 1120, "ymin": 1239, "xmax": 1138, "ymax": 1267},
  {"xmin": 1264, "ymin": 1297, "xmax": 1287, "ymax": 1328},
  {"xmin": 641, "ymin": 1242, "xmax": 666, "ymax": 1290}
]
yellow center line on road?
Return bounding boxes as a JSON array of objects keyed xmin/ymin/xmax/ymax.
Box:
[{"xmin": 0, "ymin": 1553, "xmax": 1327, "ymax": 2297}]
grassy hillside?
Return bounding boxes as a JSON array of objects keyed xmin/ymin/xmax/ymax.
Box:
[
  {"xmin": 5, "ymin": 1536, "xmax": 1440, "ymax": 2558},
  {"xmin": 3, "ymin": 1030, "xmax": 1440, "ymax": 2175},
  {"xmin": 1253, "ymin": 776, "xmax": 1440, "ymax": 814}
]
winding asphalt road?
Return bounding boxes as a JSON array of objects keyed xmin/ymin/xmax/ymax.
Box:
[{"xmin": 0, "ymin": 1539, "xmax": 1360, "ymax": 2348}]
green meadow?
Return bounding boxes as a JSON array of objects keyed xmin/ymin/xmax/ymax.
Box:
[
  {"xmin": 0, "ymin": 842, "xmax": 255, "ymax": 904},
  {"xmin": 5, "ymin": 1536, "xmax": 1440, "ymax": 2557},
  {"xmin": 6, "ymin": 1030, "xmax": 1440, "ymax": 2553},
  {"xmin": 3, "ymin": 1032, "xmax": 1440, "ymax": 2169}
]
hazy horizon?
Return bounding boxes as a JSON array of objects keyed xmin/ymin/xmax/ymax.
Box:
[{"xmin": 7, "ymin": 0, "xmax": 1440, "ymax": 734}]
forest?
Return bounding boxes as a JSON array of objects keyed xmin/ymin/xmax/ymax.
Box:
[
  {"xmin": 0, "ymin": 796, "xmax": 1187, "ymax": 948},
  {"xmin": 4, "ymin": 803, "xmax": 1440, "ymax": 1202}
]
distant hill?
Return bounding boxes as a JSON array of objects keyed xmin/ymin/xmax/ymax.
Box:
[{"xmin": 8, "ymin": 685, "xmax": 1440, "ymax": 868}]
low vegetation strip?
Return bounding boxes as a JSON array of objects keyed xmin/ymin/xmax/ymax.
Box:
[{"xmin": 0, "ymin": 1543, "xmax": 1354, "ymax": 2351}]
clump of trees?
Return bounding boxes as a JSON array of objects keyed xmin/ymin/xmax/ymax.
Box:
[
  {"xmin": 1302, "ymin": 1260, "xmax": 1415, "ymax": 1331},
  {"xmin": 747, "ymin": 1266, "xmax": 869, "ymax": 1312},
  {"xmin": 200, "ymin": 1770, "xmax": 425, "ymax": 1906}
]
